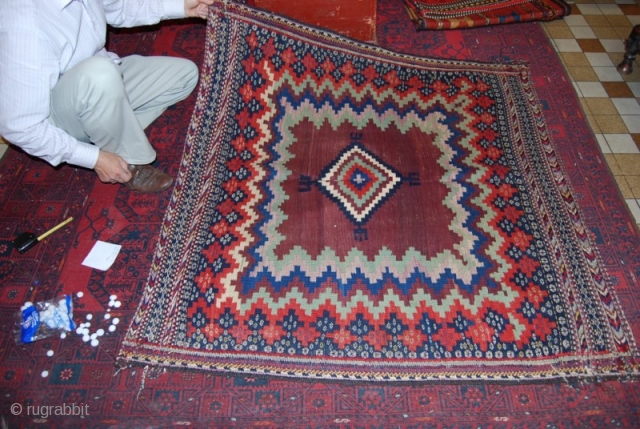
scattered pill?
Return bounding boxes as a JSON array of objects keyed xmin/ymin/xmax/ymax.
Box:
[
  {"xmin": 91, "ymin": 339, "xmax": 99, "ymax": 347},
  {"xmin": 46, "ymin": 350, "xmax": 54, "ymax": 357},
  {"xmin": 104, "ymin": 314, "xmax": 111, "ymax": 320},
  {"xmin": 76, "ymin": 328, "xmax": 83, "ymax": 335},
  {"xmin": 41, "ymin": 370, "xmax": 49, "ymax": 378},
  {"xmin": 109, "ymin": 294, "xmax": 117, "ymax": 300},
  {"xmin": 112, "ymin": 318, "xmax": 120, "ymax": 325},
  {"xmin": 82, "ymin": 335, "xmax": 90, "ymax": 342},
  {"xmin": 86, "ymin": 314, "xmax": 93, "ymax": 320},
  {"xmin": 90, "ymin": 333, "xmax": 97, "ymax": 340},
  {"xmin": 114, "ymin": 301, "xmax": 121, "ymax": 308},
  {"xmin": 60, "ymin": 332, "xmax": 67, "ymax": 339},
  {"xmin": 96, "ymin": 329, "xmax": 105, "ymax": 336},
  {"xmin": 76, "ymin": 291, "xmax": 84, "ymax": 298},
  {"xmin": 108, "ymin": 325, "xmax": 116, "ymax": 332}
]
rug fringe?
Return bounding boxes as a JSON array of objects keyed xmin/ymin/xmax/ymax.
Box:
[{"xmin": 137, "ymin": 365, "xmax": 149, "ymax": 401}]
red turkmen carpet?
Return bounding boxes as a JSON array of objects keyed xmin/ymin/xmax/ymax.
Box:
[
  {"xmin": 1, "ymin": 1, "xmax": 640, "ymax": 428},
  {"xmin": 403, "ymin": 0, "xmax": 572, "ymax": 30}
]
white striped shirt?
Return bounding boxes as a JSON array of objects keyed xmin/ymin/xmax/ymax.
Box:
[{"xmin": 0, "ymin": 0, "xmax": 185, "ymax": 169}]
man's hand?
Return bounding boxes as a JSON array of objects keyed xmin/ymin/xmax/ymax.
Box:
[
  {"xmin": 185, "ymin": 0, "xmax": 214, "ymax": 19},
  {"xmin": 94, "ymin": 150, "xmax": 132, "ymax": 184}
]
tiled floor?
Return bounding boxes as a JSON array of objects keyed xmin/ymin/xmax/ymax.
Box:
[
  {"xmin": 541, "ymin": 0, "xmax": 640, "ymax": 228},
  {"xmin": 1, "ymin": 1, "xmax": 639, "ymax": 228}
]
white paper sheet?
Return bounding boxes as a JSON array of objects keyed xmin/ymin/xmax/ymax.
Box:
[{"xmin": 81, "ymin": 241, "xmax": 122, "ymax": 271}]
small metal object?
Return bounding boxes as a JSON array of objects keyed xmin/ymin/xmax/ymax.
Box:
[{"xmin": 12, "ymin": 217, "xmax": 74, "ymax": 253}]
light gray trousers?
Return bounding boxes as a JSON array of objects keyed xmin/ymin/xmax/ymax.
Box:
[{"xmin": 50, "ymin": 55, "xmax": 198, "ymax": 165}]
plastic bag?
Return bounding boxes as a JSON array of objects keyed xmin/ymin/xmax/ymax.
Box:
[{"xmin": 15, "ymin": 295, "xmax": 76, "ymax": 344}]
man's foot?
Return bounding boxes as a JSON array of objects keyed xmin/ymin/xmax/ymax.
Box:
[{"xmin": 125, "ymin": 165, "xmax": 173, "ymax": 193}]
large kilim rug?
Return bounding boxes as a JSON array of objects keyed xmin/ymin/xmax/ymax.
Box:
[
  {"xmin": 118, "ymin": 0, "xmax": 640, "ymax": 382},
  {"xmin": 404, "ymin": 0, "xmax": 571, "ymax": 30}
]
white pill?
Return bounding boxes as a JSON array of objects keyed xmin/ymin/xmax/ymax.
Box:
[
  {"xmin": 81, "ymin": 328, "xmax": 90, "ymax": 335},
  {"xmin": 75, "ymin": 328, "xmax": 83, "ymax": 335},
  {"xmin": 82, "ymin": 335, "xmax": 90, "ymax": 342},
  {"xmin": 76, "ymin": 291, "xmax": 84, "ymax": 298},
  {"xmin": 90, "ymin": 333, "xmax": 97, "ymax": 340},
  {"xmin": 60, "ymin": 333, "xmax": 67, "ymax": 339},
  {"xmin": 109, "ymin": 294, "xmax": 117, "ymax": 300},
  {"xmin": 114, "ymin": 301, "xmax": 121, "ymax": 308},
  {"xmin": 46, "ymin": 350, "xmax": 54, "ymax": 357},
  {"xmin": 41, "ymin": 370, "xmax": 49, "ymax": 378},
  {"xmin": 112, "ymin": 318, "xmax": 120, "ymax": 325},
  {"xmin": 104, "ymin": 314, "xmax": 111, "ymax": 320},
  {"xmin": 86, "ymin": 314, "xmax": 93, "ymax": 320},
  {"xmin": 108, "ymin": 325, "xmax": 116, "ymax": 332},
  {"xmin": 96, "ymin": 329, "xmax": 105, "ymax": 336},
  {"xmin": 91, "ymin": 339, "xmax": 99, "ymax": 347}
]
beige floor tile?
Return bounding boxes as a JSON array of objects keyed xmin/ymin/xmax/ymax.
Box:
[
  {"xmin": 579, "ymin": 98, "xmax": 593, "ymax": 114},
  {"xmin": 605, "ymin": 15, "xmax": 632, "ymax": 28},
  {"xmin": 560, "ymin": 52, "xmax": 591, "ymax": 67},
  {"xmin": 584, "ymin": 97, "xmax": 618, "ymax": 114},
  {"xmin": 592, "ymin": 26, "xmax": 623, "ymax": 39},
  {"xmin": 568, "ymin": 66, "xmax": 600, "ymax": 81},
  {"xmin": 615, "ymin": 175, "xmax": 634, "ymax": 198},
  {"xmin": 547, "ymin": 26, "xmax": 576, "ymax": 39},
  {"xmin": 613, "ymin": 153, "xmax": 640, "ymax": 175},
  {"xmin": 584, "ymin": 15, "xmax": 613, "ymax": 27},
  {"xmin": 542, "ymin": 19, "xmax": 570, "ymax": 28},
  {"xmin": 604, "ymin": 153, "xmax": 623, "ymax": 175},
  {"xmin": 625, "ymin": 175, "xmax": 640, "ymax": 198},
  {"xmin": 586, "ymin": 114, "xmax": 603, "ymax": 133},
  {"xmin": 593, "ymin": 114, "xmax": 629, "ymax": 133},
  {"xmin": 615, "ymin": 26, "xmax": 633, "ymax": 40}
]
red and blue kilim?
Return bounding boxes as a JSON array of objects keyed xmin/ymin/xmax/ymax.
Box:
[
  {"xmin": 118, "ymin": 1, "xmax": 639, "ymax": 382},
  {"xmin": 404, "ymin": 0, "xmax": 571, "ymax": 30}
]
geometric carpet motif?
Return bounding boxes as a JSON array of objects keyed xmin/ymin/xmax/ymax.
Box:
[
  {"xmin": 404, "ymin": 0, "xmax": 571, "ymax": 30},
  {"xmin": 119, "ymin": 1, "xmax": 640, "ymax": 381}
]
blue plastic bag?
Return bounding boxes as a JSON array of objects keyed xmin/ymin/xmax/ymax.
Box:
[{"xmin": 15, "ymin": 295, "xmax": 76, "ymax": 344}]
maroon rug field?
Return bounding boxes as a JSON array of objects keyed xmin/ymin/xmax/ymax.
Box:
[{"xmin": 1, "ymin": 0, "xmax": 639, "ymax": 427}]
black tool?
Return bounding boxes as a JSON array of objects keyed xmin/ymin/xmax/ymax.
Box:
[{"xmin": 13, "ymin": 217, "xmax": 74, "ymax": 254}]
